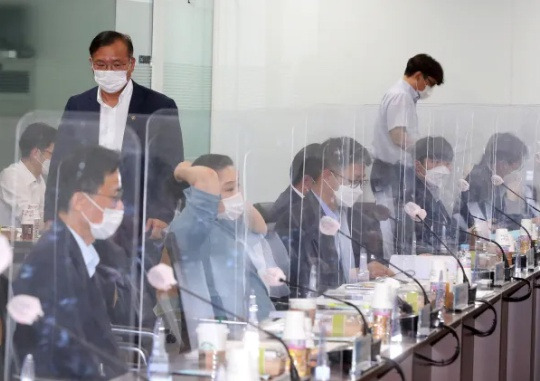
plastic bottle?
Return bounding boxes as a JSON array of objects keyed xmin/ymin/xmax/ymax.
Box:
[
  {"xmin": 459, "ymin": 244, "xmax": 472, "ymax": 285},
  {"xmin": 307, "ymin": 265, "xmax": 318, "ymax": 298},
  {"xmin": 243, "ymin": 293, "xmax": 260, "ymax": 379},
  {"xmin": 20, "ymin": 354, "xmax": 35, "ymax": 381},
  {"xmin": 148, "ymin": 318, "xmax": 172, "ymax": 381},
  {"xmin": 357, "ymin": 248, "xmax": 370, "ymax": 282},
  {"xmin": 314, "ymin": 320, "xmax": 330, "ymax": 381},
  {"xmin": 439, "ymin": 225, "xmax": 449, "ymax": 254}
]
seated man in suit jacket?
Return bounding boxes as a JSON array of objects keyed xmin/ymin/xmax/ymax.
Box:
[
  {"xmin": 268, "ymin": 143, "xmax": 321, "ymax": 223},
  {"xmin": 13, "ymin": 146, "xmax": 127, "ymax": 380},
  {"xmin": 406, "ymin": 136, "xmax": 456, "ymax": 254},
  {"xmin": 45, "ymin": 30, "xmax": 184, "ymax": 242},
  {"xmin": 275, "ymin": 137, "xmax": 392, "ymax": 295}
]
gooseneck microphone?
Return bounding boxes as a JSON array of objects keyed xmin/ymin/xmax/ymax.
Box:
[
  {"xmin": 491, "ymin": 174, "xmax": 540, "ymax": 214},
  {"xmin": 318, "ymin": 216, "xmax": 431, "ymax": 310},
  {"xmin": 278, "ymin": 278, "xmax": 369, "ymax": 336},
  {"xmin": 404, "ymin": 203, "xmax": 471, "ymax": 287},
  {"xmin": 422, "ymin": 215, "xmax": 511, "ymax": 280},
  {"xmin": 492, "ymin": 205, "xmax": 533, "ymax": 250},
  {"xmin": 175, "ymin": 284, "xmax": 300, "ymax": 381}
]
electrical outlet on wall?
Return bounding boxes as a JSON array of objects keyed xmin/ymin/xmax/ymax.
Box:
[{"xmin": 139, "ymin": 55, "xmax": 151, "ymax": 64}]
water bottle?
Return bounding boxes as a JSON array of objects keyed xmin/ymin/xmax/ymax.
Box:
[
  {"xmin": 357, "ymin": 248, "xmax": 369, "ymax": 282},
  {"xmin": 148, "ymin": 318, "xmax": 172, "ymax": 381},
  {"xmin": 243, "ymin": 293, "xmax": 260, "ymax": 379},
  {"xmin": 20, "ymin": 354, "xmax": 35, "ymax": 381}
]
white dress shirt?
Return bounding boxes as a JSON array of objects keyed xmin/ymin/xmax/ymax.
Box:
[
  {"xmin": 68, "ymin": 227, "xmax": 100, "ymax": 278},
  {"xmin": 372, "ymin": 79, "xmax": 420, "ymax": 165},
  {"xmin": 0, "ymin": 161, "xmax": 45, "ymax": 226},
  {"xmin": 97, "ymin": 80, "xmax": 133, "ymax": 151}
]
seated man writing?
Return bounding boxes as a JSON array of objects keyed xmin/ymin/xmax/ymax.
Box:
[
  {"xmin": 275, "ymin": 137, "xmax": 392, "ymax": 295},
  {"xmin": 12, "ymin": 146, "xmax": 127, "ymax": 380}
]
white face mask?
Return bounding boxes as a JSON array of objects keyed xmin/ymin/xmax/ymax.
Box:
[
  {"xmin": 334, "ymin": 184, "xmax": 363, "ymax": 208},
  {"xmin": 418, "ymin": 85, "xmax": 433, "ymax": 99},
  {"xmin": 503, "ymin": 170, "xmax": 522, "ymax": 186},
  {"xmin": 218, "ymin": 192, "xmax": 245, "ymax": 220},
  {"xmin": 94, "ymin": 70, "xmax": 128, "ymax": 93},
  {"xmin": 424, "ymin": 165, "xmax": 451, "ymax": 189},
  {"xmin": 36, "ymin": 151, "xmax": 50, "ymax": 177},
  {"xmin": 41, "ymin": 159, "xmax": 50, "ymax": 177},
  {"xmin": 81, "ymin": 193, "xmax": 124, "ymax": 240}
]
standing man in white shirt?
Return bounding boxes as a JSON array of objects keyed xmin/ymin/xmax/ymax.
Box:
[
  {"xmin": 0, "ymin": 122, "xmax": 56, "ymax": 226},
  {"xmin": 370, "ymin": 54, "xmax": 444, "ymax": 257}
]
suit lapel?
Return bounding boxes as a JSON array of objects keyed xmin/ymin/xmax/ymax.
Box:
[{"xmin": 85, "ymin": 87, "xmax": 101, "ymax": 113}]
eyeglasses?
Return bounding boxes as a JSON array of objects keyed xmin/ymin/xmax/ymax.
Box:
[
  {"xmin": 91, "ymin": 60, "xmax": 131, "ymax": 71},
  {"xmin": 331, "ymin": 171, "xmax": 366, "ymax": 189},
  {"xmin": 423, "ymin": 75, "xmax": 437, "ymax": 87},
  {"xmin": 87, "ymin": 191, "xmax": 124, "ymax": 205}
]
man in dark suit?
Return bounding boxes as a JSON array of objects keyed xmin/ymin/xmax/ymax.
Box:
[
  {"xmin": 268, "ymin": 143, "xmax": 321, "ymax": 223},
  {"xmin": 406, "ymin": 136, "xmax": 455, "ymax": 253},
  {"xmin": 45, "ymin": 31, "xmax": 184, "ymax": 241},
  {"xmin": 275, "ymin": 137, "xmax": 392, "ymax": 295},
  {"xmin": 13, "ymin": 146, "xmax": 127, "ymax": 380}
]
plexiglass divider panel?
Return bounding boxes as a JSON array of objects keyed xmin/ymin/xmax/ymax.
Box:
[{"xmin": 4, "ymin": 111, "xmax": 142, "ymax": 380}]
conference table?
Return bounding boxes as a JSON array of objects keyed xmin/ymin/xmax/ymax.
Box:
[
  {"xmin": 169, "ymin": 268, "xmax": 540, "ymax": 381},
  {"xmin": 8, "ymin": 236, "xmax": 540, "ymax": 380}
]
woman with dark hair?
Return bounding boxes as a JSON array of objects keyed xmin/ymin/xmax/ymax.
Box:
[
  {"xmin": 458, "ymin": 132, "xmax": 536, "ymax": 231},
  {"xmin": 168, "ymin": 154, "xmax": 276, "ymax": 324}
]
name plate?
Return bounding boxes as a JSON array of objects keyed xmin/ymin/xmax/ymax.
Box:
[
  {"xmin": 494, "ymin": 261, "xmax": 505, "ymax": 286},
  {"xmin": 349, "ymin": 334, "xmax": 372, "ymax": 378},
  {"xmin": 452, "ymin": 283, "xmax": 469, "ymax": 311}
]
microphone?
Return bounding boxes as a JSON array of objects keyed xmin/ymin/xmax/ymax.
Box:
[
  {"xmin": 491, "ymin": 205, "xmax": 533, "ymax": 272},
  {"xmin": 317, "ymin": 216, "xmax": 446, "ymax": 331},
  {"xmin": 174, "ymin": 284, "xmax": 301, "ymax": 381},
  {"xmin": 404, "ymin": 203, "xmax": 470, "ymax": 286},
  {"xmin": 277, "ymin": 279, "xmax": 369, "ymax": 336},
  {"xmin": 421, "ymin": 216, "xmax": 511, "ymax": 282},
  {"xmin": 7, "ymin": 295, "xmax": 147, "ymax": 380},
  {"xmin": 404, "ymin": 202, "xmax": 478, "ymax": 305},
  {"xmin": 491, "ymin": 174, "xmax": 540, "ymax": 214},
  {"xmin": 319, "ymin": 216, "xmax": 430, "ymax": 306},
  {"xmin": 492, "ymin": 205, "xmax": 533, "ymax": 249}
]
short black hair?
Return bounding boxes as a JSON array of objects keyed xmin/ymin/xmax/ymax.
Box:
[
  {"xmin": 56, "ymin": 146, "xmax": 120, "ymax": 213},
  {"xmin": 404, "ymin": 54, "xmax": 444, "ymax": 85},
  {"xmin": 481, "ymin": 132, "xmax": 528, "ymax": 166},
  {"xmin": 19, "ymin": 123, "xmax": 57, "ymax": 158},
  {"xmin": 321, "ymin": 137, "xmax": 372, "ymax": 175},
  {"xmin": 89, "ymin": 31, "xmax": 134, "ymax": 57},
  {"xmin": 290, "ymin": 143, "xmax": 323, "ymax": 186},
  {"xmin": 192, "ymin": 154, "xmax": 234, "ymax": 172},
  {"xmin": 414, "ymin": 136, "xmax": 454, "ymax": 163}
]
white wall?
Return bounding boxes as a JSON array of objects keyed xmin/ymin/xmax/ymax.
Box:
[
  {"xmin": 116, "ymin": 0, "xmax": 153, "ymax": 87},
  {"xmin": 151, "ymin": 0, "xmax": 214, "ymax": 160},
  {"xmin": 210, "ymin": 0, "xmax": 540, "ymax": 203}
]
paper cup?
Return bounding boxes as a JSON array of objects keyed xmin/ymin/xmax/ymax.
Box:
[
  {"xmin": 371, "ymin": 283, "xmax": 393, "ymax": 310},
  {"xmin": 289, "ymin": 298, "xmax": 316, "ymax": 324},
  {"xmin": 282, "ymin": 310, "xmax": 306, "ymax": 341},
  {"xmin": 196, "ymin": 323, "xmax": 229, "ymax": 351},
  {"xmin": 521, "ymin": 219, "xmax": 532, "ymax": 236},
  {"xmin": 495, "ymin": 229, "xmax": 510, "ymax": 245}
]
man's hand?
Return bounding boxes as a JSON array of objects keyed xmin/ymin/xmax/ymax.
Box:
[
  {"xmin": 173, "ymin": 161, "xmax": 193, "ymax": 181},
  {"xmin": 146, "ymin": 218, "xmax": 168, "ymax": 240},
  {"xmin": 368, "ymin": 261, "xmax": 395, "ymax": 279}
]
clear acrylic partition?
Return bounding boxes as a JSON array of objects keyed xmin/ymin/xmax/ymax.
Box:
[{"xmin": 3, "ymin": 111, "xmax": 143, "ymax": 380}]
